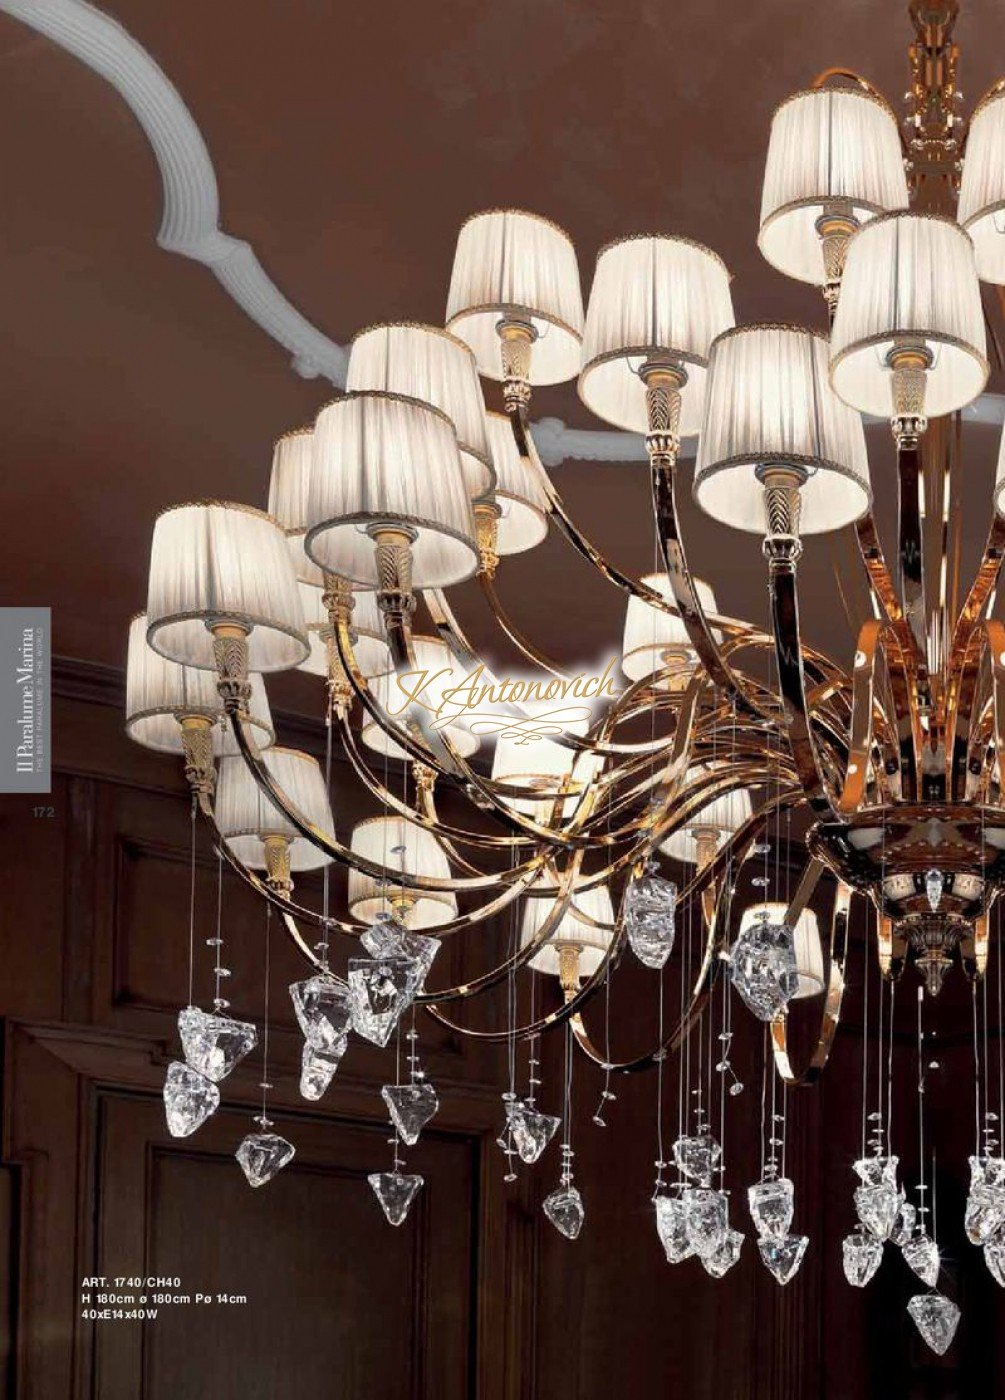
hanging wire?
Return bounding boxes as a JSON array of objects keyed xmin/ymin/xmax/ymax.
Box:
[
  {"xmin": 560, "ymin": 1020, "xmax": 575, "ymax": 1187},
  {"xmin": 973, "ymin": 981, "xmax": 983, "ymax": 1156},
  {"xmin": 256, "ymin": 903, "xmax": 274, "ymax": 1130},
  {"xmin": 187, "ymin": 798, "xmax": 197, "ymax": 1008},
  {"xmin": 917, "ymin": 986, "xmax": 928, "ymax": 1230},
  {"xmin": 886, "ymin": 980, "xmax": 896, "ymax": 1157},
  {"xmin": 860, "ymin": 904, "xmax": 871, "ymax": 1162},
  {"xmin": 653, "ymin": 973, "xmax": 666, "ymax": 1198}
]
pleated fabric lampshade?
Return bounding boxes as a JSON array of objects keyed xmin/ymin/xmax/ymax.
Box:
[
  {"xmin": 347, "ymin": 815, "xmax": 457, "ymax": 930},
  {"xmin": 215, "ymin": 748, "xmax": 335, "ymax": 871},
  {"xmin": 295, "ymin": 581, "xmax": 392, "ymax": 681},
  {"xmin": 578, "ymin": 234, "xmax": 734, "ymax": 435},
  {"xmin": 958, "ymin": 88, "xmax": 1005, "ymax": 284},
  {"xmin": 622, "ymin": 573, "xmax": 719, "ymax": 688},
  {"xmin": 484, "ymin": 411, "xmax": 550, "ymax": 556},
  {"xmin": 739, "ymin": 901, "xmax": 825, "ymax": 999},
  {"xmin": 520, "ymin": 874, "xmax": 615, "ymax": 977},
  {"xmin": 660, "ymin": 768, "xmax": 753, "ymax": 863},
  {"xmin": 446, "ymin": 209, "xmax": 584, "ymax": 384},
  {"xmin": 267, "ymin": 425, "xmax": 327, "ymax": 588},
  {"xmin": 491, "ymin": 717, "xmax": 603, "ymax": 817},
  {"xmin": 360, "ymin": 635, "xmax": 481, "ymax": 761},
  {"xmin": 694, "ymin": 324, "xmax": 870, "ymax": 535}
]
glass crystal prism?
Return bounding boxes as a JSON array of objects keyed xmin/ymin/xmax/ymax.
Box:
[
  {"xmin": 702, "ymin": 1228, "xmax": 744, "ymax": 1279},
  {"xmin": 289, "ymin": 975, "xmax": 352, "ymax": 1053},
  {"xmin": 672, "ymin": 1131, "xmax": 722, "ymax": 1185},
  {"xmin": 163, "ymin": 1061, "xmax": 219, "ymax": 1138},
  {"xmin": 842, "ymin": 1229, "xmax": 882, "ymax": 1287},
  {"xmin": 347, "ymin": 956, "xmax": 414, "ymax": 1048},
  {"xmin": 889, "ymin": 1200, "xmax": 917, "ymax": 1248},
  {"xmin": 969, "ymin": 1153, "xmax": 1005, "ymax": 1189},
  {"xmin": 368, "ymin": 1170, "xmax": 423, "ymax": 1226},
  {"xmin": 621, "ymin": 871, "xmax": 677, "ymax": 970},
  {"xmin": 361, "ymin": 913, "xmax": 440, "ymax": 993},
  {"xmin": 299, "ymin": 1040, "xmax": 345, "ymax": 1101},
  {"xmin": 907, "ymin": 1293, "xmax": 960, "ymax": 1356},
  {"xmin": 984, "ymin": 1229, "xmax": 1005, "ymax": 1287},
  {"xmin": 235, "ymin": 1132, "xmax": 295, "ymax": 1187},
  {"xmin": 964, "ymin": 1182, "xmax": 1005, "ymax": 1245},
  {"xmin": 177, "ymin": 1006, "xmax": 257, "ymax": 1083},
  {"xmin": 382, "ymin": 1082, "xmax": 439, "ymax": 1146},
  {"xmin": 902, "ymin": 1231, "xmax": 940, "ymax": 1288},
  {"xmin": 682, "ymin": 1187, "xmax": 729, "ymax": 1259},
  {"xmin": 728, "ymin": 914, "xmax": 799, "ymax": 1022},
  {"xmin": 924, "ymin": 867, "xmax": 944, "ymax": 913},
  {"xmin": 654, "ymin": 1194, "xmax": 694, "ymax": 1264},
  {"xmin": 506, "ymin": 1100, "xmax": 560, "ymax": 1165},
  {"xmin": 748, "ymin": 1177, "xmax": 794, "ymax": 1240},
  {"xmin": 853, "ymin": 1154, "xmax": 899, "ymax": 1187},
  {"xmin": 757, "ymin": 1233, "xmax": 809, "ymax": 1286},
  {"xmin": 854, "ymin": 1182, "xmax": 903, "ymax": 1240},
  {"xmin": 543, "ymin": 1184, "xmax": 585, "ymax": 1240}
]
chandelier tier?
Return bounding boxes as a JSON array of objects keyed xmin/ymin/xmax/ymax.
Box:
[{"xmin": 124, "ymin": 0, "xmax": 1005, "ymax": 1348}]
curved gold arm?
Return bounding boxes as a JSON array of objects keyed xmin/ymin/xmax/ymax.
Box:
[
  {"xmin": 838, "ymin": 618, "xmax": 902, "ymax": 814},
  {"xmin": 946, "ymin": 512, "xmax": 1005, "ymax": 798},
  {"xmin": 771, "ymin": 876, "xmax": 853, "ymax": 1088}
]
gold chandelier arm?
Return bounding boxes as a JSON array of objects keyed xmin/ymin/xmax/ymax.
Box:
[
  {"xmin": 897, "ymin": 439, "xmax": 930, "ymax": 680},
  {"xmin": 770, "ymin": 879, "xmax": 853, "ymax": 1087},
  {"xmin": 809, "ymin": 66, "xmax": 893, "ymax": 104},
  {"xmin": 946, "ymin": 512, "xmax": 1005, "ymax": 798},
  {"xmin": 838, "ymin": 619, "xmax": 902, "ymax": 813},
  {"xmin": 476, "ymin": 571, "xmax": 573, "ymax": 681}
]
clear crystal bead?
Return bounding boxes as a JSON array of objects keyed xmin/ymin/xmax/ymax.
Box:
[
  {"xmin": 702, "ymin": 1228, "xmax": 744, "ymax": 1278},
  {"xmin": 361, "ymin": 913, "xmax": 440, "ymax": 993},
  {"xmin": 984, "ymin": 1229, "xmax": 1005, "ymax": 1287},
  {"xmin": 902, "ymin": 1231, "xmax": 940, "ymax": 1287},
  {"xmin": 969, "ymin": 1153, "xmax": 1005, "ymax": 1189},
  {"xmin": 543, "ymin": 1184, "xmax": 585, "ymax": 1240},
  {"xmin": 907, "ymin": 1293, "xmax": 960, "ymax": 1356},
  {"xmin": 757, "ymin": 1233, "xmax": 809, "ymax": 1285},
  {"xmin": 853, "ymin": 1153, "xmax": 899, "ymax": 1187},
  {"xmin": 177, "ymin": 1006, "xmax": 257, "ymax": 1083},
  {"xmin": 347, "ymin": 957, "xmax": 414, "ymax": 1047},
  {"xmin": 854, "ymin": 1182, "xmax": 903, "ymax": 1240},
  {"xmin": 682, "ymin": 1187, "xmax": 729, "ymax": 1259},
  {"xmin": 889, "ymin": 1200, "xmax": 917, "ymax": 1248},
  {"xmin": 654, "ymin": 1194, "xmax": 694, "ymax": 1264},
  {"xmin": 235, "ymin": 1132, "xmax": 295, "ymax": 1187},
  {"xmin": 507, "ymin": 1101, "xmax": 560, "ymax": 1164},
  {"xmin": 964, "ymin": 1182, "xmax": 1005, "ymax": 1244},
  {"xmin": 672, "ymin": 1131, "xmax": 722, "ymax": 1185},
  {"xmin": 842, "ymin": 1229, "xmax": 882, "ymax": 1287},
  {"xmin": 163, "ymin": 1061, "xmax": 219, "ymax": 1138},
  {"xmin": 289, "ymin": 975, "xmax": 352, "ymax": 1053},
  {"xmin": 382, "ymin": 1082, "xmax": 439, "ymax": 1146},
  {"xmin": 748, "ymin": 1177, "xmax": 794, "ymax": 1240},
  {"xmin": 621, "ymin": 871, "xmax": 677, "ymax": 970},
  {"xmin": 728, "ymin": 914, "xmax": 799, "ymax": 1022},
  {"xmin": 368, "ymin": 1170, "xmax": 423, "ymax": 1226},
  {"xmin": 924, "ymin": 868, "xmax": 943, "ymax": 913},
  {"xmin": 299, "ymin": 1040, "xmax": 345, "ymax": 1101}
]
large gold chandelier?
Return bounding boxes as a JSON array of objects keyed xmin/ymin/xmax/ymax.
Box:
[{"xmin": 124, "ymin": 0, "xmax": 1005, "ymax": 1354}]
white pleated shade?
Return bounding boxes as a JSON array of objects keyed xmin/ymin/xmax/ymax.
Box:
[
  {"xmin": 739, "ymin": 901, "xmax": 825, "ymax": 999},
  {"xmin": 759, "ymin": 88, "xmax": 908, "ymax": 284},
  {"xmin": 446, "ymin": 209, "xmax": 584, "ymax": 384},
  {"xmin": 694, "ymin": 325, "xmax": 870, "ymax": 535},
  {"xmin": 959, "ymin": 90, "xmax": 1005, "ymax": 284},
  {"xmin": 306, "ymin": 391, "xmax": 478, "ymax": 589},
  {"xmin": 660, "ymin": 768, "xmax": 753, "ymax": 863},
  {"xmin": 146, "ymin": 502, "xmax": 309, "ymax": 672},
  {"xmin": 347, "ymin": 324, "xmax": 494, "ymax": 499},
  {"xmin": 484, "ymin": 412, "xmax": 550, "ymax": 555},
  {"xmin": 994, "ymin": 423, "xmax": 1005, "ymax": 516},
  {"xmin": 125, "ymin": 614, "xmax": 275, "ymax": 755},
  {"xmin": 348, "ymin": 815, "xmax": 457, "ymax": 930},
  {"xmin": 521, "ymin": 875, "xmax": 615, "ymax": 977},
  {"xmin": 268, "ymin": 427, "xmax": 314, "ymax": 534},
  {"xmin": 295, "ymin": 582, "xmax": 392, "ymax": 680},
  {"xmin": 361, "ymin": 635, "xmax": 480, "ymax": 760},
  {"xmin": 491, "ymin": 717, "xmax": 603, "ymax": 817},
  {"xmin": 830, "ymin": 212, "xmax": 988, "ymax": 417},
  {"xmin": 622, "ymin": 574, "xmax": 718, "ymax": 686},
  {"xmin": 578, "ymin": 235, "xmax": 734, "ymax": 434},
  {"xmin": 215, "ymin": 748, "xmax": 335, "ymax": 872}
]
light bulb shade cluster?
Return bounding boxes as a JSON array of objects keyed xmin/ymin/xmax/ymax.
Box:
[
  {"xmin": 520, "ymin": 874, "xmax": 615, "ymax": 977},
  {"xmin": 215, "ymin": 748, "xmax": 335, "ymax": 872}
]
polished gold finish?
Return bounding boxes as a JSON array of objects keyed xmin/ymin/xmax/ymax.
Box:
[
  {"xmin": 263, "ymin": 833, "xmax": 293, "ymax": 896},
  {"xmin": 473, "ymin": 499, "xmax": 501, "ymax": 578},
  {"xmin": 212, "ymin": 622, "xmax": 252, "ymax": 707},
  {"xmin": 179, "ymin": 713, "xmax": 216, "ymax": 798}
]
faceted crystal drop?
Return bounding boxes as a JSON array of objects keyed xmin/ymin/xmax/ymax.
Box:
[
  {"xmin": 682, "ymin": 1187, "xmax": 729, "ymax": 1259},
  {"xmin": 702, "ymin": 1228, "xmax": 744, "ymax": 1279},
  {"xmin": 748, "ymin": 1177, "xmax": 794, "ymax": 1240},
  {"xmin": 924, "ymin": 868, "xmax": 944, "ymax": 913},
  {"xmin": 984, "ymin": 1230, "xmax": 1005, "ymax": 1287},
  {"xmin": 907, "ymin": 1293, "xmax": 960, "ymax": 1356},
  {"xmin": 889, "ymin": 1200, "xmax": 917, "ymax": 1249},
  {"xmin": 289, "ymin": 975, "xmax": 352, "ymax": 1053},
  {"xmin": 969, "ymin": 1154, "xmax": 1005, "ymax": 1189},
  {"xmin": 902, "ymin": 1232, "xmax": 940, "ymax": 1288},
  {"xmin": 382, "ymin": 1082, "xmax": 439, "ymax": 1146},
  {"xmin": 728, "ymin": 915, "xmax": 799, "ymax": 1022},
  {"xmin": 361, "ymin": 913, "xmax": 440, "ymax": 993},
  {"xmin": 368, "ymin": 1171, "xmax": 423, "ymax": 1226},
  {"xmin": 178, "ymin": 1006, "xmax": 257, "ymax": 1083},
  {"xmin": 506, "ymin": 1101, "xmax": 560, "ymax": 1165},
  {"xmin": 654, "ymin": 1194, "xmax": 694, "ymax": 1264},
  {"xmin": 672, "ymin": 1131, "xmax": 722, "ymax": 1185},
  {"xmin": 621, "ymin": 871, "xmax": 677, "ymax": 970},
  {"xmin": 964, "ymin": 1182, "xmax": 1005, "ymax": 1245},
  {"xmin": 758, "ymin": 1234, "xmax": 809, "ymax": 1286},
  {"xmin": 299, "ymin": 1040, "xmax": 345, "ymax": 1101},
  {"xmin": 163, "ymin": 1061, "xmax": 219, "ymax": 1138},
  {"xmin": 853, "ymin": 1154, "xmax": 899, "ymax": 1187},
  {"xmin": 235, "ymin": 1132, "xmax": 295, "ymax": 1187},
  {"xmin": 347, "ymin": 957, "xmax": 414, "ymax": 1048},
  {"xmin": 842, "ymin": 1229, "xmax": 882, "ymax": 1287},
  {"xmin": 543, "ymin": 1184, "xmax": 585, "ymax": 1240},
  {"xmin": 854, "ymin": 1183, "xmax": 902, "ymax": 1241}
]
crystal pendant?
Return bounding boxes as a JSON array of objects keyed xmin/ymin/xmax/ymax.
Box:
[
  {"xmin": 361, "ymin": 913, "xmax": 440, "ymax": 993},
  {"xmin": 177, "ymin": 1006, "xmax": 257, "ymax": 1083},
  {"xmin": 506, "ymin": 1101, "xmax": 560, "ymax": 1165},
  {"xmin": 235, "ymin": 1132, "xmax": 295, "ymax": 1187},
  {"xmin": 543, "ymin": 1184, "xmax": 585, "ymax": 1240},
  {"xmin": 163, "ymin": 1061, "xmax": 219, "ymax": 1138},
  {"xmin": 672, "ymin": 1131, "xmax": 722, "ymax": 1185},
  {"xmin": 654, "ymin": 1194, "xmax": 694, "ymax": 1264},
  {"xmin": 984, "ymin": 1229, "xmax": 1005, "ymax": 1287},
  {"xmin": 964, "ymin": 1182, "xmax": 1005, "ymax": 1245},
  {"xmin": 289, "ymin": 975, "xmax": 352, "ymax": 1053},
  {"xmin": 854, "ymin": 1183, "xmax": 902, "ymax": 1240},
  {"xmin": 728, "ymin": 914, "xmax": 799, "ymax": 1022},
  {"xmin": 748, "ymin": 1177, "xmax": 794, "ymax": 1240},
  {"xmin": 842, "ymin": 1229, "xmax": 882, "ymax": 1287},
  {"xmin": 621, "ymin": 870, "xmax": 677, "ymax": 970},
  {"xmin": 702, "ymin": 1228, "xmax": 744, "ymax": 1279},
  {"xmin": 347, "ymin": 957, "xmax": 414, "ymax": 1048},
  {"xmin": 682, "ymin": 1187, "xmax": 729, "ymax": 1259},
  {"xmin": 889, "ymin": 1200, "xmax": 917, "ymax": 1248},
  {"xmin": 902, "ymin": 1232, "xmax": 940, "ymax": 1288},
  {"xmin": 757, "ymin": 1234, "xmax": 809, "ymax": 1286},
  {"xmin": 382, "ymin": 1082, "xmax": 439, "ymax": 1146},
  {"xmin": 907, "ymin": 1293, "xmax": 960, "ymax": 1356},
  {"xmin": 924, "ymin": 868, "xmax": 944, "ymax": 913},
  {"xmin": 853, "ymin": 1154, "xmax": 899, "ymax": 1187},
  {"xmin": 299, "ymin": 1040, "xmax": 345, "ymax": 1101},
  {"xmin": 969, "ymin": 1153, "xmax": 1005, "ymax": 1189},
  {"xmin": 368, "ymin": 1170, "xmax": 423, "ymax": 1226}
]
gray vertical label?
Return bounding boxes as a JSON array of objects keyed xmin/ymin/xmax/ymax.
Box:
[{"xmin": 1, "ymin": 608, "xmax": 51, "ymax": 793}]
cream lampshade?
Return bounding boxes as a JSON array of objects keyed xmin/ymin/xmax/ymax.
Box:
[
  {"xmin": 446, "ymin": 209, "xmax": 584, "ymax": 384},
  {"xmin": 660, "ymin": 769, "xmax": 753, "ymax": 864},
  {"xmin": 296, "ymin": 581, "xmax": 392, "ymax": 681},
  {"xmin": 267, "ymin": 426, "xmax": 327, "ymax": 588},
  {"xmin": 347, "ymin": 323, "xmax": 494, "ymax": 499},
  {"xmin": 739, "ymin": 901, "xmax": 825, "ymax": 999},
  {"xmin": 348, "ymin": 815, "xmax": 457, "ymax": 930},
  {"xmin": 694, "ymin": 324, "xmax": 870, "ymax": 535},
  {"xmin": 958, "ymin": 89, "xmax": 1005, "ymax": 284},
  {"xmin": 622, "ymin": 573, "xmax": 719, "ymax": 689},
  {"xmin": 520, "ymin": 875, "xmax": 615, "ymax": 977},
  {"xmin": 215, "ymin": 747, "xmax": 335, "ymax": 871},
  {"xmin": 758, "ymin": 87, "xmax": 908, "ymax": 284},
  {"xmin": 146, "ymin": 502, "xmax": 309, "ymax": 672},
  {"xmin": 484, "ymin": 411, "xmax": 550, "ymax": 556},
  {"xmin": 491, "ymin": 717, "xmax": 603, "ymax": 817},
  {"xmin": 829, "ymin": 212, "xmax": 988, "ymax": 418},
  {"xmin": 578, "ymin": 234, "xmax": 734, "ymax": 435},
  {"xmin": 361, "ymin": 635, "xmax": 480, "ymax": 761},
  {"xmin": 305, "ymin": 391, "xmax": 477, "ymax": 589}
]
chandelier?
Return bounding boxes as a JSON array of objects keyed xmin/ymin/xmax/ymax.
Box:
[{"xmin": 123, "ymin": 0, "xmax": 1005, "ymax": 1355}]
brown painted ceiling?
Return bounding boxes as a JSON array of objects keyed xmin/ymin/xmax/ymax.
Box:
[{"xmin": 1, "ymin": 0, "xmax": 1004, "ymax": 711}]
